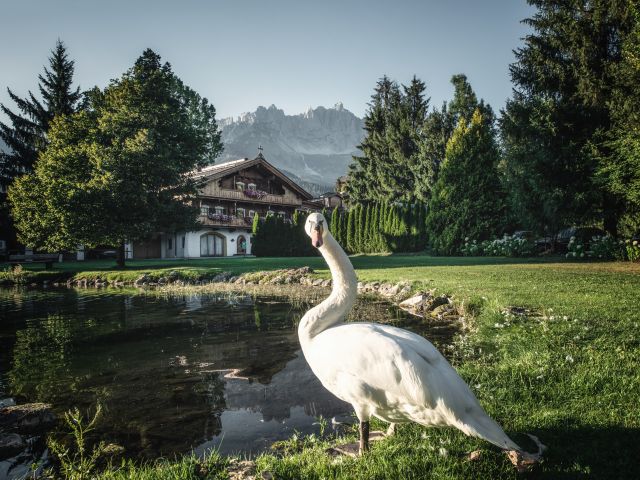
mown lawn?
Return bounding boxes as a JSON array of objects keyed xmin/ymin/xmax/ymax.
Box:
[
  {"xmin": 6, "ymin": 255, "xmax": 639, "ymax": 479},
  {"xmin": 252, "ymin": 257, "xmax": 640, "ymax": 479}
]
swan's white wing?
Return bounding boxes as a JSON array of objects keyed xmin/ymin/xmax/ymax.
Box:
[
  {"xmin": 307, "ymin": 323, "xmax": 448, "ymax": 413},
  {"xmin": 306, "ymin": 323, "xmax": 520, "ymax": 450}
]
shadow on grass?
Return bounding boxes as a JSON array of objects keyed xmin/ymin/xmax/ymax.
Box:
[{"xmin": 516, "ymin": 425, "xmax": 640, "ymax": 479}]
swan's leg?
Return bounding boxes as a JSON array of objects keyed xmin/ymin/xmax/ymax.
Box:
[
  {"xmin": 386, "ymin": 423, "xmax": 396, "ymax": 437},
  {"xmin": 359, "ymin": 421, "xmax": 370, "ymax": 454}
]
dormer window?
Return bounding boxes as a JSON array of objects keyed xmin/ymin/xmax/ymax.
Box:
[
  {"xmin": 247, "ymin": 183, "xmax": 256, "ymax": 191},
  {"xmin": 236, "ymin": 181, "xmax": 245, "ymax": 191}
]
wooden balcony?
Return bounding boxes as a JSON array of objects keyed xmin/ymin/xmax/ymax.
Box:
[
  {"xmin": 198, "ymin": 214, "xmax": 253, "ymax": 228},
  {"xmin": 198, "ymin": 187, "xmax": 302, "ymax": 206}
]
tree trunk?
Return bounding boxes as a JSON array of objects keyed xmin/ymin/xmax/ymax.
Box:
[{"xmin": 116, "ymin": 242, "xmax": 126, "ymax": 268}]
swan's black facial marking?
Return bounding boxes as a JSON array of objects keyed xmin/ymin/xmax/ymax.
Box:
[{"xmin": 311, "ymin": 219, "xmax": 324, "ymax": 248}]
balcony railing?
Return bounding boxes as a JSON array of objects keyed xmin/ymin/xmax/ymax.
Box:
[
  {"xmin": 198, "ymin": 214, "xmax": 252, "ymax": 228},
  {"xmin": 199, "ymin": 187, "xmax": 301, "ymax": 205}
]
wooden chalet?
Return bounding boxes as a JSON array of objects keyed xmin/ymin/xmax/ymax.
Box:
[{"xmin": 129, "ymin": 152, "xmax": 315, "ymax": 258}]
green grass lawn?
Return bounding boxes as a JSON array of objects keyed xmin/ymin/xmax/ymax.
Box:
[{"xmin": 6, "ymin": 255, "xmax": 639, "ymax": 478}]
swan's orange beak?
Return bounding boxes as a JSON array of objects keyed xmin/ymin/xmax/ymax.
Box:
[{"xmin": 312, "ymin": 225, "xmax": 324, "ymax": 248}]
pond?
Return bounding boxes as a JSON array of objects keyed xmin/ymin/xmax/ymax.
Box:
[{"xmin": 0, "ymin": 287, "xmax": 455, "ymax": 465}]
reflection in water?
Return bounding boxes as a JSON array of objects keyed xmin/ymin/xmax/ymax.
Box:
[{"xmin": 0, "ymin": 287, "xmax": 454, "ymax": 460}]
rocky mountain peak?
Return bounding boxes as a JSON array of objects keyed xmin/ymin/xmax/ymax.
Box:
[{"xmin": 218, "ymin": 104, "xmax": 363, "ymax": 186}]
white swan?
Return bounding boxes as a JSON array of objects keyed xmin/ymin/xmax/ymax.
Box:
[{"xmin": 298, "ymin": 212, "xmax": 532, "ymax": 459}]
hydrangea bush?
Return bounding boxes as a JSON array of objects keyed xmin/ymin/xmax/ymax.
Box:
[
  {"xmin": 461, "ymin": 235, "xmax": 534, "ymax": 257},
  {"xmin": 567, "ymin": 235, "xmax": 627, "ymax": 260},
  {"xmin": 626, "ymin": 239, "xmax": 640, "ymax": 262}
]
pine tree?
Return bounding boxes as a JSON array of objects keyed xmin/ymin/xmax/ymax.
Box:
[
  {"xmin": 501, "ymin": 0, "xmax": 635, "ymax": 236},
  {"xmin": 347, "ymin": 77, "xmax": 400, "ymax": 203},
  {"xmin": 602, "ymin": 2, "xmax": 640, "ymax": 235},
  {"xmin": 340, "ymin": 209, "xmax": 348, "ymax": 249},
  {"xmin": 330, "ymin": 207, "xmax": 340, "ymax": 244},
  {"xmin": 0, "ymin": 40, "xmax": 81, "ymax": 250},
  {"xmin": 346, "ymin": 207, "xmax": 356, "ymax": 253},
  {"xmin": 426, "ymin": 109, "xmax": 505, "ymax": 254},
  {"xmin": 9, "ymin": 49, "xmax": 223, "ymax": 265},
  {"xmin": 0, "ymin": 40, "xmax": 81, "ymax": 180}
]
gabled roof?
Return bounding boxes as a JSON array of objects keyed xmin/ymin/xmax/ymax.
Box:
[{"xmin": 193, "ymin": 154, "xmax": 313, "ymax": 200}]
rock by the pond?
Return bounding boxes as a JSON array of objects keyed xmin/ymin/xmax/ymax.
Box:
[
  {"xmin": 134, "ymin": 274, "xmax": 150, "ymax": 287},
  {"xmin": 398, "ymin": 291, "xmax": 458, "ymax": 319},
  {"xmin": 0, "ymin": 403, "xmax": 56, "ymax": 434},
  {"xmin": 0, "ymin": 433, "xmax": 25, "ymax": 460},
  {"xmin": 399, "ymin": 292, "xmax": 432, "ymax": 309}
]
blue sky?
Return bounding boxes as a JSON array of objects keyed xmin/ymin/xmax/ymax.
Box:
[{"xmin": 0, "ymin": 0, "xmax": 534, "ymax": 121}]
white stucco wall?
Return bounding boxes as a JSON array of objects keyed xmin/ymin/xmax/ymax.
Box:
[{"xmin": 178, "ymin": 229, "xmax": 252, "ymax": 258}]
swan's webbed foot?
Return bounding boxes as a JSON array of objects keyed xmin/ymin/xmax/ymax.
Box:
[{"xmin": 505, "ymin": 434, "xmax": 547, "ymax": 472}]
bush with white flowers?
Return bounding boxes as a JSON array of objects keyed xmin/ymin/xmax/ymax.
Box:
[
  {"xmin": 566, "ymin": 236, "xmax": 585, "ymax": 259},
  {"xmin": 626, "ymin": 239, "xmax": 640, "ymax": 262},
  {"xmin": 461, "ymin": 234, "xmax": 534, "ymax": 257}
]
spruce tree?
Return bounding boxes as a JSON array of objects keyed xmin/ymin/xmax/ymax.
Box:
[
  {"xmin": 0, "ymin": 40, "xmax": 81, "ymax": 180},
  {"xmin": 501, "ymin": 0, "xmax": 635, "ymax": 236},
  {"xmin": 340, "ymin": 209, "xmax": 348, "ymax": 250},
  {"xmin": 9, "ymin": 49, "xmax": 222, "ymax": 265},
  {"xmin": 426, "ymin": 109, "xmax": 505, "ymax": 254},
  {"xmin": 602, "ymin": 2, "xmax": 640, "ymax": 235},
  {"xmin": 0, "ymin": 40, "xmax": 81, "ymax": 250},
  {"xmin": 330, "ymin": 207, "xmax": 341, "ymax": 244},
  {"xmin": 346, "ymin": 207, "xmax": 356, "ymax": 253}
]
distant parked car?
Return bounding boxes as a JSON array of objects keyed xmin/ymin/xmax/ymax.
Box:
[
  {"xmin": 512, "ymin": 230, "xmax": 535, "ymax": 241},
  {"xmin": 534, "ymin": 227, "xmax": 607, "ymax": 253},
  {"xmin": 556, "ymin": 227, "xmax": 606, "ymax": 253}
]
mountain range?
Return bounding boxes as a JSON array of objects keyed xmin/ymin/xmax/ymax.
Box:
[{"xmin": 217, "ymin": 103, "xmax": 364, "ymax": 190}]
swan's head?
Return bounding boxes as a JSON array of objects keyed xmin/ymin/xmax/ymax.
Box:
[{"xmin": 305, "ymin": 212, "xmax": 327, "ymax": 248}]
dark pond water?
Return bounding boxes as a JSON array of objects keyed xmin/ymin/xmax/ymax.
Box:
[{"xmin": 0, "ymin": 287, "xmax": 455, "ymax": 469}]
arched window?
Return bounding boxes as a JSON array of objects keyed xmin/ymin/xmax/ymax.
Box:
[
  {"xmin": 237, "ymin": 235, "xmax": 247, "ymax": 255},
  {"xmin": 200, "ymin": 233, "xmax": 226, "ymax": 257}
]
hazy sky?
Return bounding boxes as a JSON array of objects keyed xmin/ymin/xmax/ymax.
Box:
[{"xmin": 1, "ymin": 0, "xmax": 534, "ymax": 121}]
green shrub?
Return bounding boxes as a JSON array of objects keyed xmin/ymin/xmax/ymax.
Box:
[
  {"xmin": 461, "ymin": 235, "xmax": 534, "ymax": 257},
  {"xmin": 626, "ymin": 239, "xmax": 640, "ymax": 262},
  {"xmin": 590, "ymin": 235, "xmax": 625, "ymax": 260}
]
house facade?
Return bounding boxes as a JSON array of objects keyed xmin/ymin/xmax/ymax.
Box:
[{"xmin": 128, "ymin": 153, "xmax": 315, "ymax": 259}]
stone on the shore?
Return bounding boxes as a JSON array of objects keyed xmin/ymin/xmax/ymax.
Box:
[
  {"xmin": 0, "ymin": 433, "xmax": 25, "ymax": 460},
  {"xmin": 134, "ymin": 274, "xmax": 150, "ymax": 287},
  {"xmin": 0, "ymin": 403, "xmax": 56, "ymax": 434}
]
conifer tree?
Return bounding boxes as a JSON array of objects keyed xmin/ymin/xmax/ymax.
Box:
[
  {"xmin": 361, "ymin": 204, "xmax": 371, "ymax": 252},
  {"xmin": 0, "ymin": 40, "xmax": 82, "ymax": 249},
  {"xmin": 330, "ymin": 207, "xmax": 341, "ymax": 244},
  {"xmin": 340, "ymin": 209, "xmax": 348, "ymax": 249},
  {"xmin": 0, "ymin": 40, "xmax": 81, "ymax": 180},
  {"xmin": 9, "ymin": 49, "xmax": 223, "ymax": 265},
  {"xmin": 501, "ymin": 0, "xmax": 635, "ymax": 236},
  {"xmin": 426, "ymin": 109, "xmax": 505, "ymax": 254},
  {"xmin": 346, "ymin": 207, "xmax": 356, "ymax": 253}
]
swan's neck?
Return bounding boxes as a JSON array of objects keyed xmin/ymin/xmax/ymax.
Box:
[{"xmin": 298, "ymin": 233, "xmax": 358, "ymax": 347}]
